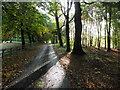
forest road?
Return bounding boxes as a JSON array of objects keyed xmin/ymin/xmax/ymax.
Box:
[{"xmin": 6, "ymin": 44, "xmax": 71, "ymax": 89}]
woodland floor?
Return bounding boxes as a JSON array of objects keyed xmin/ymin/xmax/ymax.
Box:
[
  {"xmin": 2, "ymin": 43, "xmax": 120, "ymax": 89},
  {"xmin": 54, "ymin": 45, "xmax": 120, "ymax": 88}
]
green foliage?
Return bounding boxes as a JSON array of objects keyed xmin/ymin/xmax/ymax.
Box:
[
  {"xmin": 2, "ymin": 2, "xmax": 55, "ymax": 42},
  {"xmin": 2, "ymin": 2, "xmax": 119, "ymax": 50},
  {"xmin": 53, "ymin": 44, "xmax": 60, "ymax": 47}
]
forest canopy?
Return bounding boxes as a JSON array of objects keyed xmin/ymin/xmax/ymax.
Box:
[{"xmin": 2, "ymin": 1, "xmax": 120, "ymax": 51}]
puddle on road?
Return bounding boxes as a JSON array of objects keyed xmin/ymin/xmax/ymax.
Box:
[{"xmin": 29, "ymin": 61, "xmax": 66, "ymax": 88}]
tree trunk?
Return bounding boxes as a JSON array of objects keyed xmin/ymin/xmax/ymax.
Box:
[
  {"xmin": 90, "ymin": 36, "xmax": 93, "ymax": 47},
  {"xmin": 52, "ymin": 39, "xmax": 55, "ymax": 44},
  {"xmin": 89, "ymin": 31, "xmax": 93, "ymax": 47},
  {"xmin": 66, "ymin": 2, "xmax": 70, "ymax": 52},
  {"xmin": 27, "ymin": 32, "xmax": 32, "ymax": 44},
  {"xmin": 85, "ymin": 26, "xmax": 88, "ymax": 47},
  {"xmin": 105, "ymin": 5, "xmax": 107, "ymax": 49},
  {"xmin": 114, "ymin": 29, "xmax": 117, "ymax": 49},
  {"xmin": 55, "ymin": 11, "xmax": 63, "ymax": 47},
  {"xmin": 37, "ymin": 35, "xmax": 40, "ymax": 42},
  {"xmin": 105, "ymin": 27, "xmax": 107, "ymax": 49},
  {"xmin": 72, "ymin": 2, "xmax": 85, "ymax": 55},
  {"xmin": 31, "ymin": 35, "xmax": 35, "ymax": 42},
  {"xmin": 55, "ymin": 36, "xmax": 58, "ymax": 43},
  {"xmin": 52, "ymin": 35, "xmax": 55, "ymax": 44},
  {"xmin": 107, "ymin": 7, "xmax": 111, "ymax": 51},
  {"xmin": 98, "ymin": 30, "xmax": 100, "ymax": 49},
  {"xmin": 99, "ymin": 24, "xmax": 102, "ymax": 49},
  {"xmin": 10, "ymin": 39, "xmax": 12, "ymax": 43},
  {"xmin": 21, "ymin": 22, "xmax": 25, "ymax": 49}
]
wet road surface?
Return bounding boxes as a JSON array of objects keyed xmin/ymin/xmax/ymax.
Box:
[{"xmin": 6, "ymin": 44, "xmax": 71, "ymax": 89}]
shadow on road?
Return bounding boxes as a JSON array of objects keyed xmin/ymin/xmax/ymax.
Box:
[{"xmin": 5, "ymin": 45, "xmax": 70, "ymax": 89}]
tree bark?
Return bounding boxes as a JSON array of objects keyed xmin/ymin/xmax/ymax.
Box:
[
  {"xmin": 36, "ymin": 35, "xmax": 40, "ymax": 42},
  {"xmin": 105, "ymin": 5, "xmax": 107, "ymax": 49},
  {"xmin": 10, "ymin": 39, "xmax": 12, "ymax": 43},
  {"xmin": 107, "ymin": 6, "xmax": 111, "ymax": 51},
  {"xmin": 114, "ymin": 29, "xmax": 117, "ymax": 49},
  {"xmin": 97, "ymin": 29, "xmax": 100, "ymax": 49},
  {"xmin": 65, "ymin": 2, "xmax": 70, "ymax": 52},
  {"xmin": 21, "ymin": 22, "xmax": 25, "ymax": 49},
  {"xmin": 31, "ymin": 35, "xmax": 35, "ymax": 42},
  {"xmin": 90, "ymin": 36, "xmax": 93, "ymax": 47},
  {"xmin": 105, "ymin": 27, "xmax": 107, "ymax": 49},
  {"xmin": 51, "ymin": 34, "xmax": 55, "ymax": 44},
  {"xmin": 27, "ymin": 32, "xmax": 32, "ymax": 44},
  {"xmin": 98, "ymin": 22, "xmax": 101, "ymax": 50},
  {"xmin": 55, "ymin": 11, "xmax": 63, "ymax": 47},
  {"xmin": 72, "ymin": 2, "xmax": 85, "ymax": 55},
  {"xmin": 55, "ymin": 36, "xmax": 58, "ymax": 43},
  {"xmin": 52, "ymin": 39, "xmax": 55, "ymax": 44}
]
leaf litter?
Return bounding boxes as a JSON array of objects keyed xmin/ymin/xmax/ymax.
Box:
[
  {"xmin": 2, "ymin": 43, "xmax": 44, "ymax": 88},
  {"xmin": 53, "ymin": 46, "xmax": 120, "ymax": 88}
]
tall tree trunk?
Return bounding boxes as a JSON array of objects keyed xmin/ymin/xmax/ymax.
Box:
[
  {"xmin": 31, "ymin": 35, "xmax": 35, "ymax": 42},
  {"xmin": 105, "ymin": 5, "xmax": 107, "ymax": 49},
  {"xmin": 51, "ymin": 34, "xmax": 55, "ymax": 44},
  {"xmin": 89, "ymin": 31, "xmax": 92, "ymax": 47},
  {"xmin": 10, "ymin": 39, "xmax": 12, "ymax": 43},
  {"xmin": 72, "ymin": 2, "xmax": 85, "ymax": 55},
  {"xmin": 37, "ymin": 35, "xmax": 40, "ymax": 42},
  {"xmin": 105, "ymin": 27, "xmax": 107, "ymax": 49},
  {"xmin": 55, "ymin": 36, "xmax": 58, "ymax": 43},
  {"xmin": 52, "ymin": 38, "xmax": 55, "ymax": 44},
  {"xmin": 21, "ymin": 22, "xmax": 25, "ymax": 49},
  {"xmin": 27, "ymin": 32, "xmax": 32, "ymax": 44},
  {"xmin": 85, "ymin": 26, "xmax": 88, "ymax": 47},
  {"xmin": 95, "ymin": 39, "xmax": 97, "ymax": 47},
  {"xmin": 90, "ymin": 36, "xmax": 93, "ymax": 47},
  {"xmin": 98, "ymin": 29, "xmax": 100, "ymax": 49},
  {"xmin": 66, "ymin": 2, "xmax": 70, "ymax": 52},
  {"xmin": 114, "ymin": 29, "xmax": 117, "ymax": 49},
  {"xmin": 107, "ymin": 6, "xmax": 111, "ymax": 51},
  {"xmin": 55, "ymin": 12, "xmax": 63, "ymax": 47},
  {"xmin": 99, "ymin": 24, "xmax": 102, "ymax": 49}
]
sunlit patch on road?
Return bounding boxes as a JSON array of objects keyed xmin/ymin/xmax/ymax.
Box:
[{"xmin": 29, "ymin": 46, "xmax": 71, "ymax": 88}]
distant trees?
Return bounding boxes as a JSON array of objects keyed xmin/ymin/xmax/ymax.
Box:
[
  {"xmin": 81, "ymin": 2, "xmax": 120, "ymax": 51},
  {"xmin": 37, "ymin": 2, "xmax": 64, "ymax": 47},
  {"xmin": 102, "ymin": 2, "xmax": 120, "ymax": 51},
  {"xmin": 111, "ymin": 5, "xmax": 120, "ymax": 50},
  {"xmin": 2, "ymin": 1, "xmax": 119, "ymax": 53}
]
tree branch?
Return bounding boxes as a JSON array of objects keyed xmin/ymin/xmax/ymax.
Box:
[
  {"xmin": 60, "ymin": 3, "xmax": 67, "ymax": 18},
  {"xmin": 58, "ymin": 13, "xmax": 63, "ymax": 18},
  {"xmin": 68, "ymin": 0, "xmax": 73, "ymax": 11},
  {"xmin": 81, "ymin": 0, "xmax": 95, "ymax": 5},
  {"xmin": 60, "ymin": 20, "xmax": 65, "ymax": 30},
  {"xmin": 69, "ymin": 15, "xmax": 75, "ymax": 23},
  {"xmin": 49, "ymin": 12, "xmax": 55, "ymax": 17}
]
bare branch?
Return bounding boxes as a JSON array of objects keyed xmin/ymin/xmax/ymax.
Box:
[
  {"xmin": 58, "ymin": 13, "xmax": 63, "ymax": 18},
  {"xmin": 60, "ymin": 3, "xmax": 67, "ymax": 18},
  {"xmin": 81, "ymin": 0, "xmax": 95, "ymax": 5},
  {"xmin": 60, "ymin": 20, "xmax": 65, "ymax": 30},
  {"xmin": 60, "ymin": 0, "xmax": 73, "ymax": 19},
  {"xmin": 68, "ymin": 0, "xmax": 73, "ymax": 11},
  {"xmin": 69, "ymin": 15, "xmax": 75, "ymax": 23}
]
